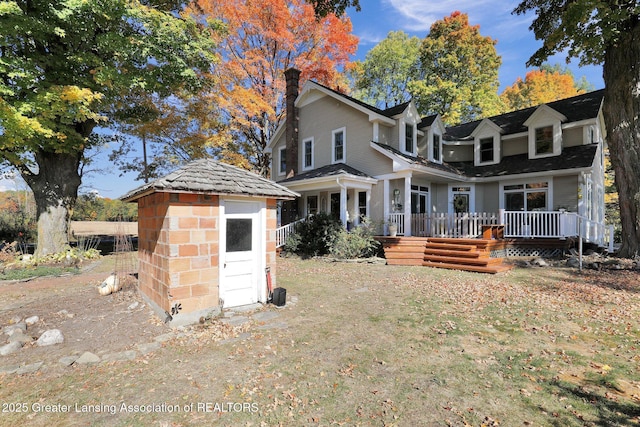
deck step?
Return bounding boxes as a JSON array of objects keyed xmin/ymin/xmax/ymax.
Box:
[
  {"xmin": 423, "ymin": 248, "xmax": 486, "ymax": 258},
  {"xmin": 423, "ymin": 261, "xmax": 513, "ymax": 274},
  {"xmin": 423, "ymin": 254, "xmax": 503, "ymax": 266}
]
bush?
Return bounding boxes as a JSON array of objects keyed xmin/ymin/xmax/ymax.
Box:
[
  {"xmin": 289, "ymin": 212, "xmax": 342, "ymax": 257},
  {"xmin": 329, "ymin": 221, "xmax": 380, "ymax": 259}
]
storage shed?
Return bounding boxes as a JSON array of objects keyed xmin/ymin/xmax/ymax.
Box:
[{"xmin": 121, "ymin": 159, "xmax": 299, "ymax": 326}]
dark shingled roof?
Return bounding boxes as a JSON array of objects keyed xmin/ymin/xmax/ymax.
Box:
[
  {"xmin": 310, "ymin": 81, "xmax": 410, "ymax": 118},
  {"xmin": 448, "ymin": 144, "xmax": 599, "ymax": 178},
  {"xmin": 278, "ymin": 163, "xmax": 373, "ymax": 183},
  {"xmin": 444, "ymin": 89, "xmax": 604, "ymax": 140},
  {"xmin": 120, "ymin": 159, "xmax": 299, "ymax": 201},
  {"xmin": 372, "ymin": 142, "xmax": 598, "ymax": 178}
]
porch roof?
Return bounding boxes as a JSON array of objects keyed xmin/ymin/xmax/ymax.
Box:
[
  {"xmin": 278, "ymin": 162, "xmax": 375, "ymax": 184},
  {"xmin": 371, "ymin": 142, "xmax": 464, "ymax": 177}
]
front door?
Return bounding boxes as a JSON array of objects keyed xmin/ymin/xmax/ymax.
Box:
[{"xmin": 221, "ymin": 200, "xmax": 261, "ymax": 308}]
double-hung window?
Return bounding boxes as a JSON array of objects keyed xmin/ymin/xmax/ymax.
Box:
[
  {"xmin": 432, "ymin": 133, "xmax": 441, "ymax": 162},
  {"xmin": 303, "ymin": 138, "xmax": 314, "ymax": 170},
  {"xmin": 405, "ymin": 123, "xmax": 414, "ymax": 153},
  {"xmin": 535, "ymin": 126, "xmax": 553, "ymax": 155},
  {"xmin": 278, "ymin": 147, "xmax": 286, "ymax": 175},
  {"xmin": 480, "ymin": 137, "xmax": 494, "ymax": 163},
  {"xmin": 332, "ymin": 128, "xmax": 346, "ymax": 163}
]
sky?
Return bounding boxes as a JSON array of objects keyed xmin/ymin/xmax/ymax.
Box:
[{"xmin": 0, "ymin": 0, "xmax": 604, "ymax": 198}]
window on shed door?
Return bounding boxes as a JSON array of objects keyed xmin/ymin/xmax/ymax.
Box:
[
  {"xmin": 332, "ymin": 128, "xmax": 345, "ymax": 163},
  {"xmin": 226, "ymin": 219, "xmax": 252, "ymax": 252},
  {"xmin": 480, "ymin": 137, "xmax": 494, "ymax": 162}
]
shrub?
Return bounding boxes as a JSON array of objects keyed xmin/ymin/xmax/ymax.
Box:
[
  {"xmin": 329, "ymin": 221, "xmax": 380, "ymax": 259},
  {"xmin": 290, "ymin": 212, "xmax": 342, "ymax": 257}
]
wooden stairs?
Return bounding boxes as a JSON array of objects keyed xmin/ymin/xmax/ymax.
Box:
[{"xmin": 379, "ymin": 237, "xmax": 513, "ymax": 274}]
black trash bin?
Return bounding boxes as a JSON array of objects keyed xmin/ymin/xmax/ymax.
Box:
[{"xmin": 272, "ymin": 287, "xmax": 286, "ymax": 307}]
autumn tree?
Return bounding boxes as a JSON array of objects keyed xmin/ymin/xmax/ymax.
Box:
[
  {"xmin": 192, "ymin": 0, "xmax": 358, "ymax": 175},
  {"xmin": 501, "ymin": 64, "xmax": 591, "ymax": 111},
  {"xmin": 109, "ymin": 90, "xmax": 231, "ymax": 183},
  {"xmin": 514, "ymin": 1, "xmax": 640, "ymax": 257},
  {"xmin": 305, "ymin": 0, "xmax": 359, "ymax": 17},
  {"xmin": 0, "ymin": 1, "xmax": 217, "ymax": 255},
  {"xmin": 409, "ymin": 12, "xmax": 503, "ymax": 125},
  {"xmin": 348, "ymin": 31, "xmax": 421, "ymax": 109}
]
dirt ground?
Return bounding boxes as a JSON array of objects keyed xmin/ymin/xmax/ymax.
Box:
[
  {"xmin": 1, "ymin": 255, "xmax": 640, "ymax": 426},
  {"xmin": 0, "ymin": 255, "xmax": 169, "ymax": 369}
]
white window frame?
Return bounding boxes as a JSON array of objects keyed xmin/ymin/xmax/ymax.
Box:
[
  {"xmin": 278, "ymin": 146, "xmax": 286, "ymax": 176},
  {"xmin": 447, "ymin": 184, "xmax": 475, "ymax": 214},
  {"xmin": 431, "ymin": 132, "xmax": 442, "ymax": 164},
  {"xmin": 401, "ymin": 121, "xmax": 417, "ymax": 155},
  {"xmin": 499, "ymin": 178, "xmax": 553, "ymax": 211},
  {"xmin": 302, "ymin": 137, "xmax": 314, "ymax": 171},
  {"xmin": 332, "ymin": 127, "xmax": 346, "ymax": 164}
]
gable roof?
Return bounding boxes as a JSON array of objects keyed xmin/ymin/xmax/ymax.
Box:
[
  {"xmin": 120, "ymin": 159, "xmax": 299, "ymax": 202},
  {"xmin": 278, "ymin": 162, "xmax": 374, "ymax": 184},
  {"xmin": 445, "ymin": 89, "xmax": 604, "ymax": 141}
]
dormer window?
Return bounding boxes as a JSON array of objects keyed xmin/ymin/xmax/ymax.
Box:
[
  {"xmin": 405, "ymin": 123, "xmax": 415, "ymax": 153},
  {"xmin": 535, "ymin": 126, "xmax": 553, "ymax": 155},
  {"xmin": 332, "ymin": 127, "xmax": 346, "ymax": 163},
  {"xmin": 432, "ymin": 133, "xmax": 441, "ymax": 162},
  {"xmin": 480, "ymin": 137, "xmax": 494, "ymax": 163}
]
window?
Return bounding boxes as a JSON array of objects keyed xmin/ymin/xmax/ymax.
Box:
[
  {"xmin": 278, "ymin": 147, "xmax": 286, "ymax": 175},
  {"xmin": 226, "ymin": 219, "xmax": 252, "ymax": 252},
  {"xmin": 411, "ymin": 185, "xmax": 429, "ymax": 214},
  {"xmin": 432, "ymin": 133, "xmax": 441, "ymax": 162},
  {"xmin": 405, "ymin": 123, "xmax": 414, "ymax": 153},
  {"xmin": 535, "ymin": 126, "xmax": 553, "ymax": 155},
  {"xmin": 358, "ymin": 191, "xmax": 367, "ymax": 219},
  {"xmin": 332, "ymin": 128, "xmax": 345, "ymax": 163},
  {"xmin": 307, "ymin": 195, "xmax": 318, "ymax": 215},
  {"xmin": 504, "ymin": 182, "xmax": 548, "ymax": 211},
  {"xmin": 480, "ymin": 137, "xmax": 494, "ymax": 163},
  {"xmin": 303, "ymin": 138, "xmax": 314, "ymax": 170}
]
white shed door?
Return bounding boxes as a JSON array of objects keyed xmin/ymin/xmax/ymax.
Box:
[{"xmin": 221, "ymin": 201, "xmax": 261, "ymax": 308}]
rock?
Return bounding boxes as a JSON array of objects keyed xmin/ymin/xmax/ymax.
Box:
[
  {"xmin": 0, "ymin": 341, "xmax": 23, "ymax": 356},
  {"xmin": 154, "ymin": 333, "xmax": 174, "ymax": 343},
  {"xmin": 8, "ymin": 330, "xmax": 32, "ymax": 345},
  {"xmin": 4, "ymin": 323, "xmax": 27, "ymax": 336},
  {"xmin": 56, "ymin": 310, "xmax": 74, "ymax": 318},
  {"xmin": 136, "ymin": 342, "xmax": 161, "ymax": 355},
  {"xmin": 25, "ymin": 316, "xmax": 39, "ymax": 326},
  {"xmin": 9, "ymin": 316, "xmax": 22, "ymax": 324},
  {"xmin": 0, "ymin": 364, "xmax": 20, "ymax": 374},
  {"xmin": 532, "ymin": 258, "xmax": 548, "ymax": 267},
  {"xmin": 75, "ymin": 352, "xmax": 100, "ymax": 365},
  {"xmin": 566, "ymin": 257, "xmax": 581, "ymax": 268},
  {"xmin": 36, "ymin": 329, "xmax": 64, "ymax": 346},
  {"xmin": 128, "ymin": 301, "xmax": 139, "ymax": 310},
  {"xmin": 15, "ymin": 362, "xmax": 43, "ymax": 375},
  {"xmin": 59, "ymin": 355, "xmax": 79, "ymax": 366},
  {"xmin": 101, "ymin": 350, "xmax": 137, "ymax": 362},
  {"xmin": 252, "ymin": 311, "xmax": 280, "ymax": 322}
]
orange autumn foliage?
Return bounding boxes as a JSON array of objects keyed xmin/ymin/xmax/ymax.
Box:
[
  {"xmin": 501, "ymin": 69, "xmax": 584, "ymax": 112},
  {"xmin": 192, "ymin": 0, "xmax": 358, "ymax": 175}
]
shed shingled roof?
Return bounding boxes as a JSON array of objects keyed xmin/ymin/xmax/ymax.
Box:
[{"xmin": 120, "ymin": 159, "xmax": 299, "ymax": 202}]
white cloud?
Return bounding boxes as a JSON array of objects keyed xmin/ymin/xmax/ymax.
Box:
[{"xmin": 0, "ymin": 178, "xmax": 17, "ymax": 192}]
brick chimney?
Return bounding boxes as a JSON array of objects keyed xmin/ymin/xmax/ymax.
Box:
[{"xmin": 284, "ymin": 68, "xmax": 300, "ymax": 179}]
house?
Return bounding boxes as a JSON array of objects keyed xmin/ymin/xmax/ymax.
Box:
[
  {"xmin": 267, "ymin": 69, "xmax": 609, "ymax": 255},
  {"xmin": 121, "ymin": 159, "xmax": 298, "ymax": 326}
]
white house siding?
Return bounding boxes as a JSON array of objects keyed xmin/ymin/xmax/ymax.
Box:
[
  {"xmin": 562, "ymin": 127, "xmax": 584, "ymax": 148},
  {"xmin": 553, "ymin": 175, "xmax": 579, "ymax": 211},
  {"xmin": 444, "ymin": 144, "xmax": 473, "ymax": 162},
  {"xmin": 476, "ymin": 182, "xmax": 500, "ymax": 212},
  {"xmin": 502, "ymin": 136, "xmax": 528, "ymax": 157}
]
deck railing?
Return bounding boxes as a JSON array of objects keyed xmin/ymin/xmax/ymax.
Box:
[
  {"xmin": 275, "ymin": 217, "xmax": 306, "ymax": 248},
  {"xmin": 412, "ymin": 212, "xmax": 499, "ymax": 238}
]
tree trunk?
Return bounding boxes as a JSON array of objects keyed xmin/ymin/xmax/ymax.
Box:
[
  {"xmin": 22, "ymin": 150, "xmax": 82, "ymax": 256},
  {"xmin": 603, "ymin": 20, "xmax": 640, "ymax": 257}
]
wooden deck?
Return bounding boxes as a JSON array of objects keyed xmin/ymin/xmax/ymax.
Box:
[{"xmin": 377, "ymin": 237, "xmax": 516, "ymax": 274}]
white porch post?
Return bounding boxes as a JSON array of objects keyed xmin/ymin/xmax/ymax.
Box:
[
  {"xmin": 383, "ymin": 179, "xmax": 390, "ymax": 235},
  {"xmin": 404, "ymin": 175, "xmax": 412, "ymax": 236},
  {"xmin": 366, "ymin": 190, "xmax": 371, "ymax": 221},
  {"xmin": 340, "ymin": 185, "xmax": 348, "ymax": 227}
]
